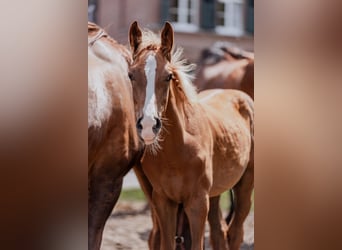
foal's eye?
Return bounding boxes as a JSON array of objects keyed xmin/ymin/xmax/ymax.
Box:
[{"xmin": 166, "ymin": 73, "xmax": 173, "ymax": 82}]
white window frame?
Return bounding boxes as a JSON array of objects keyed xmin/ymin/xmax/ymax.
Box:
[
  {"xmin": 169, "ymin": 0, "xmax": 199, "ymax": 32},
  {"xmin": 215, "ymin": 0, "xmax": 245, "ymax": 36}
]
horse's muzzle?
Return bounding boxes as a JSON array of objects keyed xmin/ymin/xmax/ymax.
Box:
[{"xmin": 136, "ymin": 116, "xmax": 162, "ymax": 144}]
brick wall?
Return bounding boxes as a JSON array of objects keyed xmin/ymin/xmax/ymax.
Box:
[{"xmin": 94, "ymin": 0, "xmax": 253, "ymax": 64}]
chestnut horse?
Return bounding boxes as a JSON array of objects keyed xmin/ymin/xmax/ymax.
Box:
[
  {"xmin": 194, "ymin": 42, "xmax": 254, "ymax": 100},
  {"xmin": 129, "ymin": 22, "xmax": 254, "ymax": 250},
  {"xmin": 195, "ymin": 42, "xmax": 254, "ymax": 230},
  {"xmin": 88, "ymin": 22, "xmax": 143, "ymax": 250}
]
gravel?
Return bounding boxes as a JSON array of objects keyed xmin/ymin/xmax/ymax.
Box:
[{"xmin": 100, "ymin": 200, "xmax": 254, "ymax": 250}]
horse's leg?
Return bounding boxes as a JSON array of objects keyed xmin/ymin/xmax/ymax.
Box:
[
  {"xmin": 152, "ymin": 191, "xmax": 178, "ymax": 250},
  {"xmin": 208, "ymin": 195, "xmax": 229, "ymax": 250},
  {"xmin": 133, "ymin": 166, "xmax": 161, "ymax": 249},
  {"xmin": 180, "ymin": 195, "xmax": 231, "ymax": 250},
  {"xmin": 184, "ymin": 193, "xmax": 209, "ymax": 250},
  {"xmin": 177, "ymin": 205, "xmax": 192, "ymax": 250},
  {"xmin": 227, "ymin": 161, "xmax": 254, "ymax": 250},
  {"xmin": 149, "ymin": 206, "xmax": 161, "ymax": 250},
  {"xmin": 88, "ymin": 176, "xmax": 123, "ymax": 250}
]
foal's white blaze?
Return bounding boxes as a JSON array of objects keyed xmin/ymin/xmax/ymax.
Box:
[{"xmin": 141, "ymin": 54, "xmax": 158, "ymax": 144}]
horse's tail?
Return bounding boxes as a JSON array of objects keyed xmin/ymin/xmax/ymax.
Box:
[{"xmin": 225, "ymin": 189, "xmax": 235, "ymax": 225}]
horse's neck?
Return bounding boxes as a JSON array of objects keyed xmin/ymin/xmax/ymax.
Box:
[{"xmin": 163, "ymin": 83, "xmax": 195, "ymax": 145}]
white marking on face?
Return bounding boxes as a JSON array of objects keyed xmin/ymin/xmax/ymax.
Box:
[{"xmin": 141, "ymin": 54, "xmax": 158, "ymax": 143}]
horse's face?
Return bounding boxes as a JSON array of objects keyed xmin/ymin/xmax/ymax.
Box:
[{"xmin": 128, "ymin": 21, "xmax": 174, "ymax": 145}]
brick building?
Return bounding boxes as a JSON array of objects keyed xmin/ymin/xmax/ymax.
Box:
[{"xmin": 88, "ymin": 0, "xmax": 253, "ymax": 63}]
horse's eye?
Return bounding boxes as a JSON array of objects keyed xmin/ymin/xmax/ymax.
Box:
[
  {"xmin": 166, "ymin": 73, "xmax": 173, "ymax": 82},
  {"xmin": 128, "ymin": 72, "xmax": 134, "ymax": 81}
]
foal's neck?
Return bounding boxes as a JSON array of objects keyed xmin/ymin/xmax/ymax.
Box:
[{"xmin": 163, "ymin": 81, "xmax": 195, "ymax": 145}]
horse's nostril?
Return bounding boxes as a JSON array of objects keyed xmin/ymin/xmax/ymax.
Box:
[
  {"xmin": 152, "ymin": 117, "xmax": 162, "ymax": 134},
  {"xmin": 136, "ymin": 117, "xmax": 143, "ymax": 131},
  {"xmin": 155, "ymin": 118, "xmax": 161, "ymax": 129},
  {"xmin": 137, "ymin": 123, "xmax": 143, "ymax": 131}
]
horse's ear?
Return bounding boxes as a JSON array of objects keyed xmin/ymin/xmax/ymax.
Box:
[
  {"xmin": 129, "ymin": 21, "xmax": 142, "ymax": 55},
  {"xmin": 161, "ymin": 22, "xmax": 174, "ymax": 61}
]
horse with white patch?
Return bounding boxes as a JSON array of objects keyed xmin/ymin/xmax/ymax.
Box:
[{"xmin": 88, "ymin": 22, "xmax": 143, "ymax": 250}]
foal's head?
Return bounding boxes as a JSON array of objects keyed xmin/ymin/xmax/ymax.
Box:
[{"xmin": 128, "ymin": 22, "xmax": 175, "ymax": 146}]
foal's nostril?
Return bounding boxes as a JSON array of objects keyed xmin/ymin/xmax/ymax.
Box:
[
  {"xmin": 152, "ymin": 117, "xmax": 162, "ymax": 134},
  {"xmin": 136, "ymin": 117, "xmax": 143, "ymax": 132}
]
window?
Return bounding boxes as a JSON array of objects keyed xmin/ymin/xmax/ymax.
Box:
[
  {"xmin": 169, "ymin": 0, "xmax": 199, "ymax": 32},
  {"xmin": 162, "ymin": 0, "xmax": 253, "ymax": 36},
  {"xmin": 215, "ymin": 0, "xmax": 245, "ymax": 36}
]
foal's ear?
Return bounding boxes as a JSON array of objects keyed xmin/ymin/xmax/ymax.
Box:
[
  {"xmin": 161, "ymin": 22, "xmax": 174, "ymax": 61},
  {"xmin": 129, "ymin": 21, "xmax": 142, "ymax": 55}
]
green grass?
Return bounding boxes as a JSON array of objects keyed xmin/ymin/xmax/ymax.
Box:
[
  {"xmin": 220, "ymin": 189, "xmax": 254, "ymax": 212},
  {"xmin": 119, "ymin": 188, "xmax": 146, "ymax": 201},
  {"xmin": 119, "ymin": 188, "xmax": 254, "ymax": 212}
]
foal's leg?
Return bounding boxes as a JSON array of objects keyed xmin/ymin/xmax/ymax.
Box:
[
  {"xmin": 149, "ymin": 207, "xmax": 161, "ymax": 250},
  {"xmin": 88, "ymin": 176, "xmax": 123, "ymax": 250},
  {"xmin": 184, "ymin": 193, "xmax": 209, "ymax": 250},
  {"xmin": 133, "ymin": 166, "xmax": 161, "ymax": 249},
  {"xmin": 208, "ymin": 195, "xmax": 229, "ymax": 250},
  {"xmin": 227, "ymin": 161, "xmax": 254, "ymax": 250},
  {"xmin": 152, "ymin": 191, "xmax": 178, "ymax": 250},
  {"xmin": 177, "ymin": 206, "xmax": 192, "ymax": 250}
]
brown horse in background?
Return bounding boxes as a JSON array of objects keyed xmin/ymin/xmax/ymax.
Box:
[
  {"xmin": 194, "ymin": 42, "xmax": 254, "ymax": 100},
  {"xmin": 129, "ymin": 22, "xmax": 254, "ymax": 250},
  {"xmin": 88, "ymin": 22, "xmax": 143, "ymax": 250}
]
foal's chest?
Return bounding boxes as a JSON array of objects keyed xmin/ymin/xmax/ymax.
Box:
[{"xmin": 142, "ymin": 153, "xmax": 206, "ymax": 201}]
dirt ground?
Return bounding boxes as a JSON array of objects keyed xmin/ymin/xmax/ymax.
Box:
[{"xmin": 100, "ymin": 200, "xmax": 254, "ymax": 250}]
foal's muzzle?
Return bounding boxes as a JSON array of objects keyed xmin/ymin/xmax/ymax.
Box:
[{"xmin": 136, "ymin": 116, "xmax": 162, "ymax": 144}]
